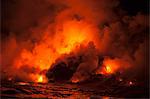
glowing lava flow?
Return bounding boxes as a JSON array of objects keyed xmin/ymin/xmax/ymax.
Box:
[
  {"xmin": 105, "ymin": 65, "xmax": 112, "ymax": 73},
  {"xmin": 71, "ymin": 78, "xmax": 79, "ymax": 83},
  {"xmin": 96, "ymin": 57, "xmax": 131, "ymax": 75},
  {"xmin": 37, "ymin": 75, "xmax": 47, "ymax": 83},
  {"xmin": 37, "ymin": 75, "xmax": 43, "ymax": 83},
  {"xmin": 96, "ymin": 65, "xmax": 114, "ymax": 75},
  {"xmin": 96, "ymin": 59, "xmax": 120, "ymax": 75}
]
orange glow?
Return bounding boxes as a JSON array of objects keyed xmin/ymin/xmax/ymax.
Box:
[
  {"xmin": 13, "ymin": 20, "xmax": 99, "ymax": 82},
  {"xmin": 28, "ymin": 73, "xmax": 48, "ymax": 83},
  {"xmin": 37, "ymin": 75, "xmax": 43, "ymax": 83},
  {"xmin": 54, "ymin": 20, "xmax": 97, "ymax": 54},
  {"xmin": 96, "ymin": 58, "xmax": 131, "ymax": 75},
  {"xmin": 102, "ymin": 96, "xmax": 110, "ymax": 99},
  {"xmin": 95, "ymin": 65, "xmax": 114, "ymax": 75},
  {"xmin": 105, "ymin": 65, "xmax": 112, "ymax": 73},
  {"xmin": 103, "ymin": 60, "xmax": 118, "ymax": 74},
  {"xmin": 37, "ymin": 75, "xmax": 47, "ymax": 83},
  {"xmin": 71, "ymin": 79, "xmax": 79, "ymax": 83}
]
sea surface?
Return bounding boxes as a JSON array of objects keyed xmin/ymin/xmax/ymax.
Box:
[
  {"xmin": 1, "ymin": 79, "xmax": 148, "ymax": 99},
  {"xmin": 1, "ymin": 82, "xmax": 124, "ymax": 99}
]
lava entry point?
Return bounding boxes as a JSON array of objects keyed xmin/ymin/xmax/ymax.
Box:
[{"xmin": 1, "ymin": 0, "xmax": 149, "ymax": 98}]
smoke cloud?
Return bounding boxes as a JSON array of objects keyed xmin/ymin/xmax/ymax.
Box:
[{"xmin": 1, "ymin": 0, "xmax": 149, "ymax": 83}]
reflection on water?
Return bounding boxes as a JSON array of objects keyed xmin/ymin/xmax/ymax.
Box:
[{"xmin": 1, "ymin": 82, "xmax": 124, "ymax": 99}]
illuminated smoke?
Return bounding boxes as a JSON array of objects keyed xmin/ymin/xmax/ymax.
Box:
[{"xmin": 1, "ymin": 0, "xmax": 148, "ymax": 83}]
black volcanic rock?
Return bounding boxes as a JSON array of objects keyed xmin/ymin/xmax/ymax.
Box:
[
  {"xmin": 47, "ymin": 62, "xmax": 73, "ymax": 81},
  {"xmin": 46, "ymin": 54, "xmax": 105, "ymax": 82},
  {"xmin": 46, "ymin": 56, "xmax": 81, "ymax": 82}
]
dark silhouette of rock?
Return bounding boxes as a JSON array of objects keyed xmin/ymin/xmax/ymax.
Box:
[{"xmin": 46, "ymin": 56, "xmax": 81, "ymax": 82}]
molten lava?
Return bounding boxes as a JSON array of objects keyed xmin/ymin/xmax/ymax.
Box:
[
  {"xmin": 71, "ymin": 78, "xmax": 79, "ymax": 83},
  {"xmin": 96, "ymin": 57, "xmax": 131, "ymax": 75},
  {"xmin": 103, "ymin": 60, "xmax": 119, "ymax": 74},
  {"xmin": 37, "ymin": 75, "xmax": 43, "ymax": 83},
  {"xmin": 36, "ymin": 75, "xmax": 47, "ymax": 83},
  {"xmin": 105, "ymin": 65, "xmax": 112, "ymax": 73}
]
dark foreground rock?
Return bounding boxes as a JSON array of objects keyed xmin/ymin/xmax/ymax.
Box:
[{"xmin": 46, "ymin": 56, "xmax": 82, "ymax": 82}]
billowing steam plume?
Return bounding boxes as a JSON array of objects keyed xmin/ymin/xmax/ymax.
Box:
[{"xmin": 1, "ymin": 0, "xmax": 149, "ymax": 83}]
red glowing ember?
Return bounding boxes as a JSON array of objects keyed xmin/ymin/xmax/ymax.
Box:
[{"xmin": 129, "ymin": 81, "xmax": 133, "ymax": 85}]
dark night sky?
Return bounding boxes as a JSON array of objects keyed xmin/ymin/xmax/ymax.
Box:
[{"xmin": 120, "ymin": 0, "xmax": 149, "ymax": 15}]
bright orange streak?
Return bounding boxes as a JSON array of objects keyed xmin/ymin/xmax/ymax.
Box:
[
  {"xmin": 37, "ymin": 75, "xmax": 43, "ymax": 83},
  {"xmin": 71, "ymin": 79, "xmax": 79, "ymax": 83},
  {"xmin": 32, "ymin": 74, "xmax": 48, "ymax": 83},
  {"xmin": 105, "ymin": 65, "xmax": 112, "ymax": 73}
]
